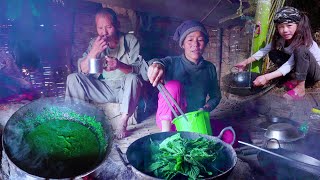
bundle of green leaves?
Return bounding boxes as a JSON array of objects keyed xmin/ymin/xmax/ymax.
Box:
[{"xmin": 147, "ymin": 133, "xmax": 223, "ymax": 180}]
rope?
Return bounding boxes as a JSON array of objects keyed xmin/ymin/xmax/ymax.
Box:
[
  {"xmin": 200, "ymin": 0, "xmax": 223, "ymax": 22},
  {"xmin": 237, "ymin": 0, "xmax": 244, "ymax": 17}
]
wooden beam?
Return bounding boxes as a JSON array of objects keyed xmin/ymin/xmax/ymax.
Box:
[
  {"xmin": 86, "ymin": 0, "xmax": 240, "ymax": 26},
  {"xmin": 226, "ymin": 0, "xmax": 233, "ymax": 4},
  {"xmin": 101, "ymin": 3, "xmax": 108, "ymax": 8}
]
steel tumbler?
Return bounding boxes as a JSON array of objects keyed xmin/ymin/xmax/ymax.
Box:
[{"xmin": 88, "ymin": 58, "xmax": 104, "ymax": 74}]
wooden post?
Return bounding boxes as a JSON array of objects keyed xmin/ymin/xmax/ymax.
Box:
[{"xmin": 250, "ymin": 0, "xmax": 272, "ymax": 73}]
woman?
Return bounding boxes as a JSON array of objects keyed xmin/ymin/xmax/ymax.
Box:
[
  {"xmin": 147, "ymin": 20, "xmax": 221, "ymax": 132},
  {"xmin": 235, "ymin": 6, "xmax": 320, "ymax": 100}
]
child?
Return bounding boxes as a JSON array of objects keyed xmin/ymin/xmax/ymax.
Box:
[{"xmin": 235, "ymin": 6, "xmax": 320, "ymax": 100}]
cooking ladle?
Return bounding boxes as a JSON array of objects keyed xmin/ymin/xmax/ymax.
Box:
[{"xmin": 238, "ymin": 141, "xmax": 293, "ymax": 162}]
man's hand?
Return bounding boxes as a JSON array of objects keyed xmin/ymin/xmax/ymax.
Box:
[
  {"xmin": 88, "ymin": 36, "xmax": 108, "ymax": 58},
  {"xmin": 105, "ymin": 56, "xmax": 120, "ymax": 71},
  {"xmin": 147, "ymin": 63, "xmax": 164, "ymax": 87}
]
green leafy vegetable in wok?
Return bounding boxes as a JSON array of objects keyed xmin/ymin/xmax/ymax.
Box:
[{"xmin": 147, "ymin": 133, "xmax": 223, "ymax": 180}]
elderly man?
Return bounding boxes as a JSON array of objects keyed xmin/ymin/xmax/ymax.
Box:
[{"xmin": 65, "ymin": 8, "xmax": 143, "ymax": 139}]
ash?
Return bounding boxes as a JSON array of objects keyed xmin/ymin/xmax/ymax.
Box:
[
  {"xmin": 93, "ymin": 157, "xmax": 138, "ymax": 180},
  {"xmin": 91, "ymin": 143, "xmax": 138, "ymax": 180}
]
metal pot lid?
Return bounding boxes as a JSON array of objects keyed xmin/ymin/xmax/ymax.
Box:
[
  {"xmin": 264, "ymin": 123, "xmax": 305, "ymax": 142},
  {"xmin": 258, "ymin": 116, "xmax": 299, "ymax": 131}
]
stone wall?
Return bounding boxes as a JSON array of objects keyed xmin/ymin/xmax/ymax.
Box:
[
  {"xmin": 70, "ymin": 1, "xmax": 255, "ymax": 89},
  {"xmin": 70, "ymin": 3, "xmax": 251, "ymax": 86},
  {"xmin": 221, "ymin": 26, "xmax": 252, "ymax": 79},
  {"xmin": 0, "ymin": 0, "xmax": 253, "ymax": 98}
]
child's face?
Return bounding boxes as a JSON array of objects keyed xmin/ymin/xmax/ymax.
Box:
[{"xmin": 277, "ymin": 23, "xmax": 298, "ymax": 41}]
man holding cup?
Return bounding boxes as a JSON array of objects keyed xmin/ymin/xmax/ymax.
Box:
[{"xmin": 65, "ymin": 8, "xmax": 143, "ymax": 139}]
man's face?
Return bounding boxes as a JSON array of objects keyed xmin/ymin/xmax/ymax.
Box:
[
  {"xmin": 95, "ymin": 14, "xmax": 117, "ymax": 40},
  {"xmin": 182, "ymin": 31, "xmax": 206, "ymax": 63}
]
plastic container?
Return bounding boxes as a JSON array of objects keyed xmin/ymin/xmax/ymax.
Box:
[{"xmin": 172, "ymin": 110, "xmax": 212, "ymax": 135}]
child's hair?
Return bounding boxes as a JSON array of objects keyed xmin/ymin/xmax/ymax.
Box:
[{"xmin": 272, "ymin": 13, "xmax": 313, "ymax": 51}]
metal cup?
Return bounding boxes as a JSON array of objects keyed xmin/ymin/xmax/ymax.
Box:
[{"xmin": 88, "ymin": 58, "xmax": 104, "ymax": 74}]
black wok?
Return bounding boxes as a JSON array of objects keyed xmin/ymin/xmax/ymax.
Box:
[
  {"xmin": 2, "ymin": 97, "xmax": 112, "ymax": 179},
  {"xmin": 257, "ymin": 148, "xmax": 320, "ymax": 178},
  {"xmin": 222, "ymin": 71, "xmax": 265, "ymax": 96},
  {"xmin": 116, "ymin": 128, "xmax": 237, "ymax": 179}
]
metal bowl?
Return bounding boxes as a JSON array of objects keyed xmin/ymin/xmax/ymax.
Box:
[{"xmin": 264, "ymin": 123, "xmax": 304, "ymax": 142}]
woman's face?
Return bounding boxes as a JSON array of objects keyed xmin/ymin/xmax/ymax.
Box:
[
  {"xmin": 277, "ymin": 23, "xmax": 298, "ymax": 41},
  {"xmin": 182, "ymin": 31, "xmax": 206, "ymax": 63}
]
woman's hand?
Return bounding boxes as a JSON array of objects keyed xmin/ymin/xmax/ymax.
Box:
[
  {"xmin": 253, "ymin": 71, "xmax": 283, "ymax": 86},
  {"xmin": 253, "ymin": 75, "xmax": 269, "ymax": 86},
  {"xmin": 198, "ymin": 104, "xmax": 211, "ymax": 112},
  {"xmin": 147, "ymin": 63, "xmax": 164, "ymax": 87},
  {"xmin": 234, "ymin": 57, "xmax": 256, "ymax": 72}
]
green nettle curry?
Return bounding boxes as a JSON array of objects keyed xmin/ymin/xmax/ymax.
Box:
[
  {"xmin": 10, "ymin": 106, "xmax": 108, "ymax": 178},
  {"xmin": 26, "ymin": 120, "xmax": 100, "ymax": 166}
]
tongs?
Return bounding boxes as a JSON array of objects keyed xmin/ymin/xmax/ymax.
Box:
[
  {"xmin": 141, "ymin": 59, "xmax": 189, "ymax": 122},
  {"xmin": 156, "ymin": 83, "xmax": 189, "ymax": 122}
]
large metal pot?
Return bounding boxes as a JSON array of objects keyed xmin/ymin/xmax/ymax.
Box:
[
  {"xmin": 2, "ymin": 97, "xmax": 112, "ymax": 179},
  {"xmin": 116, "ymin": 127, "xmax": 237, "ymax": 179},
  {"xmin": 263, "ymin": 123, "xmax": 305, "ymax": 150}
]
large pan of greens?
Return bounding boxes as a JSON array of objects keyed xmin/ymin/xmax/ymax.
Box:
[
  {"xmin": 2, "ymin": 97, "xmax": 112, "ymax": 179},
  {"xmin": 116, "ymin": 127, "xmax": 237, "ymax": 180}
]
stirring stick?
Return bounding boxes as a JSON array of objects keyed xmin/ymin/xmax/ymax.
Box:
[{"xmin": 238, "ymin": 141, "xmax": 294, "ymax": 162}]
